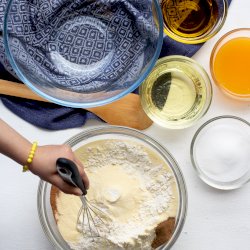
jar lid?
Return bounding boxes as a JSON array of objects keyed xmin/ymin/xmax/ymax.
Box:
[{"xmin": 190, "ymin": 116, "xmax": 250, "ymax": 190}]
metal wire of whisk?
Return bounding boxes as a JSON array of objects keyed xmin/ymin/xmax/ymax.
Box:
[
  {"xmin": 56, "ymin": 157, "xmax": 108, "ymax": 238},
  {"xmin": 77, "ymin": 195, "xmax": 108, "ymax": 238}
]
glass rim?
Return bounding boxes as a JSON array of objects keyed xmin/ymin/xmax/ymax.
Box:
[
  {"xmin": 190, "ymin": 115, "xmax": 250, "ymax": 190},
  {"xmin": 139, "ymin": 55, "xmax": 213, "ymax": 129},
  {"xmin": 3, "ymin": 0, "xmax": 164, "ymax": 108},
  {"xmin": 162, "ymin": 0, "xmax": 228, "ymax": 44},
  {"xmin": 210, "ymin": 28, "xmax": 250, "ymax": 100},
  {"xmin": 37, "ymin": 125, "xmax": 188, "ymax": 250}
]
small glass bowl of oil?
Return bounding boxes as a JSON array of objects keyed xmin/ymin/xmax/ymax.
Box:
[
  {"xmin": 160, "ymin": 0, "xmax": 228, "ymax": 44},
  {"xmin": 210, "ymin": 29, "xmax": 250, "ymax": 101},
  {"xmin": 139, "ymin": 55, "xmax": 212, "ymax": 129}
]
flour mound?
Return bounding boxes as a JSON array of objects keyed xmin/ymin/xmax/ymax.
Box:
[{"xmin": 59, "ymin": 140, "xmax": 177, "ymax": 250}]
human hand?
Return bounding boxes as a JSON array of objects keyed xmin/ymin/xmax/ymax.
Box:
[{"xmin": 29, "ymin": 144, "xmax": 89, "ymax": 195}]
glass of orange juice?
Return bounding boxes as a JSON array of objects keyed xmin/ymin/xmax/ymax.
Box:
[{"xmin": 210, "ymin": 28, "xmax": 250, "ymax": 100}]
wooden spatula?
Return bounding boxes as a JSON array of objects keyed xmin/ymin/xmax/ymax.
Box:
[{"xmin": 0, "ymin": 79, "xmax": 153, "ymax": 130}]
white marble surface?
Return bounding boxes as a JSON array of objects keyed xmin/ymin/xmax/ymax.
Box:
[{"xmin": 0, "ymin": 1, "xmax": 250, "ymax": 249}]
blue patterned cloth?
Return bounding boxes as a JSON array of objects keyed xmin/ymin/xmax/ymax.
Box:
[
  {"xmin": 0, "ymin": 0, "xmax": 231, "ymax": 130},
  {"xmin": 4, "ymin": 0, "xmax": 157, "ymax": 93}
]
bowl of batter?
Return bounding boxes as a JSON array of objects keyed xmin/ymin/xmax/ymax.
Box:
[{"xmin": 37, "ymin": 126, "xmax": 187, "ymax": 249}]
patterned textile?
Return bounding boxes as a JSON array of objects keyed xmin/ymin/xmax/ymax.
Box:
[{"xmin": 1, "ymin": 0, "xmax": 157, "ymax": 92}]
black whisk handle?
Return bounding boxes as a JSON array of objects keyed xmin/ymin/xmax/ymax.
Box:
[{"xmin": 56, "ymin": 158, "xmax": 87, "ymax": 195}]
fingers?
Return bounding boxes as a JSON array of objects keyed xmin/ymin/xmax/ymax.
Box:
[
  {"xmin": 60, "ymin": 144, "xmax": 89, "ymax": 189},
  {"xmin": 50, "ymin": 175, "xmax": 83, "ymax": 196},
  {"xmin": 74, "ymin": 157, "xmax": 90, "ymax": 190}
]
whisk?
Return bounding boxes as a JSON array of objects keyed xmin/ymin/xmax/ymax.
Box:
[{"xmin": 56, "ymin": 158, "xmax": 108, "ymax": 238}]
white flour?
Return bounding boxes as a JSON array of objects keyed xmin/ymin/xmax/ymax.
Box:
[{"xmin": 56, "ymin": 140, "xmax": 178, "ymax": 250}]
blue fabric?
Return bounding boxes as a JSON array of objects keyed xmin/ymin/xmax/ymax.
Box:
[{"xmin": 0, "ymin": 0, "xmax": 231, "ymax": 130}]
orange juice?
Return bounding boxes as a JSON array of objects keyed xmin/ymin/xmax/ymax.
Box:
[{"xmin": 212, "ymin": 37, "xmax": 250, "ymax": 97}]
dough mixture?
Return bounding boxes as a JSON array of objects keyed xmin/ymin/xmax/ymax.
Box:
[{"xmin": 54, "ymin": 140, "xmax": 179, "ymax": 249}]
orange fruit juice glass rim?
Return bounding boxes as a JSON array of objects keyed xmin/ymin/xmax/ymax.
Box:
[{"xmin": 210, "ymin": 28, "xmax": 250, "ymax": 100}]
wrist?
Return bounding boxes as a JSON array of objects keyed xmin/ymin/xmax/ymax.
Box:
[
  {"xmin": 7, "ymin": 139, "xmax": 32, "ymax": 167},
  {"xmin": 23, "ymin": 141, "xmax": 38, "ymax": 172},
  {"xmin": 19, "ymin": 141, "xmax": 33, "ymax": 165},
  {"xmin": 0, "ymin": 119, "xmax": 33, "ymax": 166}
]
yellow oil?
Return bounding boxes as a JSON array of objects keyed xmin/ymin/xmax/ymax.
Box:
[
  {"xmin": 140, "ymin": 59, "xmax": 209, "ymax": 129},
  {"xmin": 161, "ymin": 0, "xmax": 219, "ymax": 38}
]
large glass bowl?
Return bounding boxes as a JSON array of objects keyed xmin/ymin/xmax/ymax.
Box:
[
  {"xmin": 3, "ymin": 0, "xmax": 163, "ymax": 108},
  {"xmin": 37, "ymin": 126, "xmax": 187, "ymax": 249}
]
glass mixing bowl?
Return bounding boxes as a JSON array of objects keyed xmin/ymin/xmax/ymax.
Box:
[
  {"xmin": 37, "ymin": 126, "xmax": 187, "ymax": 250},
  {"xmin": 3, "ymin": 0, "xmax": 163, "ymax": 108}
]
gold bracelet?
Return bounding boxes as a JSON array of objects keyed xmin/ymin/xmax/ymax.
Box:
[{"xmin": 23, "ymin": 141, "xmax": 38, "ymax": 172}]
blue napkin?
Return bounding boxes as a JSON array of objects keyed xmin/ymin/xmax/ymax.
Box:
[{"xmin": 0, "ymin": 0, "xmax": 231, "ymax": 130}]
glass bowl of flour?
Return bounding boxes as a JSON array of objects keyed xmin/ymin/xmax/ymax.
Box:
[
  {"xmin": 4, "ymin": 0, "xmax": 163, "ymax": 108},
  {"xmin": 37, "ymin": 126, "xmax": 187, "ymax": 249}
]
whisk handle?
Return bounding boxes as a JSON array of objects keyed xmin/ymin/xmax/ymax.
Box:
[{"xmin": 56, "ymin": 158, "xmax": 87, "ymax": 195}]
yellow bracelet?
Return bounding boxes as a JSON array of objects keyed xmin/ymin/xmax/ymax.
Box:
[{"xmin": 23, "ymin": 141, "xmax": 38, "ymax": 172}]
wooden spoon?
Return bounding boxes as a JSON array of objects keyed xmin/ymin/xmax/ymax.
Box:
[{"xmin": 0, "ymin": 79, "xmax": 153, "ymax": 130}]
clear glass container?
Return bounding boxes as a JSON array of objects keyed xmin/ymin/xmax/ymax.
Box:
[
  {"xmin": 210, "ymin": 28, "xmax": 250, "ymax": 100},
  {"xmin": 160, "ymin": 0, "xmax": 228, "ymax": 44},
  {"xmin": 191, "ymin": 116, "xmax": 250, "ymax": 190},
  {"xmin": 139, "ymin": 56, "xmax": 212, "ymax": 129},
  {"xmin": 3, "ymin": 0, "xmax": 163, "ymax": 108},
  {"xmin": 37, "ymin": 126, "xmax": 187, "ymax": 249}
]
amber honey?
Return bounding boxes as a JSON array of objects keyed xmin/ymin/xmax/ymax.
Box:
[
  {"xmin": 212, "ymin": 36, "xmax": 250, "ymax": 98},
  {"xmin": 161, "ymin": 0, "xmax": 219, "ymax": 39}
]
